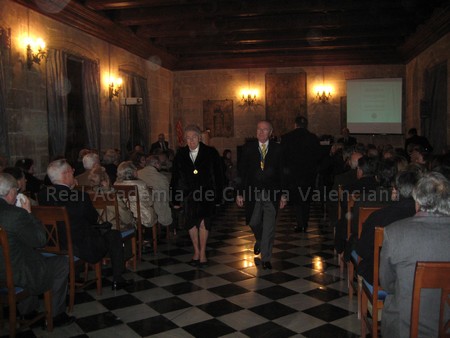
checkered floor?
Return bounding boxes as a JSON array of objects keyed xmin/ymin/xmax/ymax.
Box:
[{"xmin": 2, "ymin": 202, "xmax": 360, "ymax": 337}]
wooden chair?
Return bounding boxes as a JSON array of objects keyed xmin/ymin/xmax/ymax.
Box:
[
  {"xmin": 114, "ymin": 184, "xmax": 157, "ymax": 259},
  {"xmin": 0, "ymin": 227, "xmax": 53, "ymax": 336},
  {"xmin": 348, "ymin": 206, "xmax": 382, "ymax": 318},
  {"xmin": 410, "ymin": 261, "xmax": 450, "ymax": 338},
  {"xmin": 361, "ymin": 226, "xmax": 387, "ymax": 338},
  {"xmin": 31, "ymin": 206, "xmax": 102, "ymax": 313},
  {"xmin": 336, "ymin": 186, "xmax": 358, "ymax": 274},
  {"xmin": 88, "ymin": 191, "xmax": 137, "ymax": 271},
  {"xmin": 337, "ymin": 185, "xmax": 344, "ymax": 273}
]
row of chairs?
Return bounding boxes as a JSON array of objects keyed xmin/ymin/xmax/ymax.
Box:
[
  {"xmin": 0, "ymin": 183, "xmax": 165, "ymax": 336},
  {"xmin": 336, "ymin": 186, "xmax": 450, "ymax": 337}
]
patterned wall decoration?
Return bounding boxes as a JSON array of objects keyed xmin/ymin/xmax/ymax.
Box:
[
  {"xmin": 265, "ymin": 72, "xmax": 307, "ymax": 138},
  {"xmin": 203, "ymin": 99, "xmax": 234, "ymax": 137}
]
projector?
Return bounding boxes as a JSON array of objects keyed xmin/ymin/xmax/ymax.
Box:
[{"xmin": 120, "ymin": 97, "xmax": 143, "ymax": 105}]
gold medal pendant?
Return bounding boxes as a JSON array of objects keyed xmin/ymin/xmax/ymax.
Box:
[{"xmin": 193, "ymin": 169, "xmax": 198, "ymax": 174}]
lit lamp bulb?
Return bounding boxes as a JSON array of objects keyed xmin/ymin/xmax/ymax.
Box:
[
  {"xmin": 241, "ymin": 88, "xmax": 258, "ymax": 105},
  {"xmin": 315, "ymin": 85, "xmax": 332, "ymax": 103}
]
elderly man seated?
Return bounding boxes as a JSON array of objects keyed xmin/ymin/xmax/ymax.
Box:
[
  {"xmin": 380, "ymin": 171, "xmax": 450, "ymax": 337},
  {"xmin": 38, "ymin": 159, "xmax": 133, "ymax": 290},
  {"xmin": 0, "ymin": 173, "xmax": 74, "ymax": 327}
]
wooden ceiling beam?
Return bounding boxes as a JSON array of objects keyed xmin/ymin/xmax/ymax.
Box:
[
  {"xmin": 173, "ymin": 50, "xmax": 403, "ymax": 70},
  {"xmin": 12, "ymin": 0, "xmax": 178, "ymax": 69},
  {"xmin": 124, "ymin": 9, "xmax": 414, "ymax": 29}
]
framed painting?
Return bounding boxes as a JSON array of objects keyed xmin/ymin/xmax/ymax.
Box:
[{"xmin": 203, "ymin": 100, "xmax": 234, "ymax": 137}]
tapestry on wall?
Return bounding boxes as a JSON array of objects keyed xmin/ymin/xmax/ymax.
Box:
[
  {"xmin": 203, "ymin": 99, "xmax": 234, "ymax": 137},
  {"xmin": 265, "ymin": 73, "xmax": 307, "ymax": 138}
]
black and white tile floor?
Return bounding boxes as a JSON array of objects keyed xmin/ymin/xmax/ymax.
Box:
[{"xmin": 2, "ymin": 202, "xmax": 360, "ymax": 337}]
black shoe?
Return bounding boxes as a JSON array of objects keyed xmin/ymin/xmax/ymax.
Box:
[
  {"xmin": 112, "ymin": 279, "xmax": 134, "ymax": 290},
  {"xmin": 253, "ymin": 243, "xmax": 261, "ymax": 255},
  {"xmin": 189, "ymin": 259, "xmax": 200, "ymax": 267},
  {"xmin": 198, "ymin": 261, "xmax": 209, "ymax": 268},
  {"xmin": 294, "ymin": 226, "xmax": 301, "ymax": 232},
  {"xmin": 262, "ymin": 261, "xmax": 272, "ymax": 270},
  {"xmin": 53, "ymin": 312, "xmax": 76, "ymax": 327},
  {"xmin": 303, "ymin": 227, "xmax": 308, "ymax": 233}
]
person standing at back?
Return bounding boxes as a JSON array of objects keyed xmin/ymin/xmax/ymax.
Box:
[{"xmin": 281, "ymin": 116, "xmax": 321, "ymax": 232}]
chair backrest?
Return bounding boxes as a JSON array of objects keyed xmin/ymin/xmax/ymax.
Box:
[
  {"xmin": 410, "ymin": 261, "xmax": 450, "ymax": 338},
  {"xmin": 357, "ymin": 206, "xmax": 382, "ymax": 238},
  {"xmin": 31, "ymin": 206, "xmax": 73, "ymax": 256},
  {"xmin": 373, "ymin": 226, "xmax": 384, "ymax": 298},
  {"xmin": 0, "ymin": 227, "xmax": 16, "ymax": 302},
  {"xmin": 88, "ymin": 191, "xmax": 121, "ymax": 230}
]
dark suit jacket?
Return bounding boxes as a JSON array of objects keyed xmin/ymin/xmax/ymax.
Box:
[
  {"xmin": 171, "ymin": 142, "xmax": 223, "ymax": 228},
  {"xmin": 37, "ymin": 184, "xmax": 107, "ymax": 263},
  {"xmin": 150, "ymin": 141, "xmax": 169, "ymax": 154},
  {"xmin": 337, "ymin": 136, "xmax": 357, "ymax": 146},
  {"xmin": 236, "ymin": 140, "xmax": 286, "ymax": 224},
  {"xmin": 281, "ymin": 127, "xmax": 321, "ymax": 201},
  {"xmin": 0, "ymin": 199, "xmax": 52, "ymax": 294},
  {"xmin": 356, "ymin": 197, "xmax": 416, "ymax": 284},
  {"xmin": 404, "ymin": 135, "xmax": 433, "ymax": 153}
]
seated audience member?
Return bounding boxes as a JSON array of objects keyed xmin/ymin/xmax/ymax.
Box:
[
  {"xmin": 75, "ymin": 152, "xmax": 100, "ymax": 187},
  {"xmin": 38, "ymin": 159, "xmax": 132, "ymax": 290},
  {"xmin": 2, "ymin": 167, "xmax": 37, "ymax": 206},
  {"xmin": 73, "ymin": 148, "xmax": 91, "ymax": 176},
  {"xmin": 150, "ymin": 133, "xmax": 169, "ymax": 154},
  {"xmin": 137, "ymin": 156, "xmax": 173, "ymax": 228},
  {"xmin": 102, "ymin": 148, "xmax": 120, "ymax": 184},
  {"xmin": 88, "ymin": 166, "xmax": 135, "ymax": 230},
  {"xmin": 115, "ymin": 161, "xmax": 156, "ymax": 229},
  {"xmin": 409, "ymin": 144, "xmax": 431, "ymax": 169},
  {"xmin": 0, "ymin": 173, "xmax": 75, "ymax": 326},
  {"xmin": 380, "ymin": 171, "xmax": 450, "ymax": 338},
  {"xmin": 129, "ymin": 152, "xmax": 147, "ymax": 170},
  {"xmin": 14, "ymin": 158, "xmax": 44, "ymax": 195},
  {"xmin": 158, "ymin": 151, "xmax": 173, "ymax": 182},
  {"xmin": 356, "ymin": 169, "xmax": 420, "ymax": 284},
  {"xmin": 335, "ymin": 156, "xmax": 382, "ymax": 253}
]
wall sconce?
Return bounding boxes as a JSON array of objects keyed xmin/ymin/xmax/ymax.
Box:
[
  {"xmin": 241, "ymin": 89, "xmax": 258, "ymax": 106},
  {"xmin": 315, "ymin": 85, "xmax": 332, "ymax": 103},
  {"xmin": 109, "ymin": 77, "xmax": 122, "ymax": 100},
  {"xmin": 25, "ymin": 37, "xmax": 47, "ymax": 69}
]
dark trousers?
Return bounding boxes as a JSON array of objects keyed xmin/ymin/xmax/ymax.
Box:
[
  {"xmin": 249, "ymin": 198, "xmax": 276, "ymax": 262},
  {"xmin": 75, "ymin": 229, "xmax": 125, "ymax": 281},
  {"xmin": 294, "ymin": 200, "xmax": 311, "ymax": 229},
  {"xmin": 18, "ymin": 255, "xmax": 69, "ymax": 317}
]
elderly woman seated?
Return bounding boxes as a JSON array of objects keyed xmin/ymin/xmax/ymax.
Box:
[
  {"xmin": 115, "ymin": 161, "xmax": 157, "ymax": 228},
  {"xmin": 88, "ymin": 165, "xmax": 135, "ymax": 230}
]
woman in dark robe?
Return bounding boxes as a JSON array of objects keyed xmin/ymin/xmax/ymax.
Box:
[{"xmin": 171, "ymin": 124, "xmax": 223, "ymax": 268}]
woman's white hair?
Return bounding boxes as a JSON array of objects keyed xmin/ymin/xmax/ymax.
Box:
[{"xmin": 116, "ymin": 161, "xmax": 137, "ymax": 181}]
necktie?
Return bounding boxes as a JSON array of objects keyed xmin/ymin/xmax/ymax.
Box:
[{"xmin": 260, "ymin": 143, "xmax": 267, "ymax": 170}]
